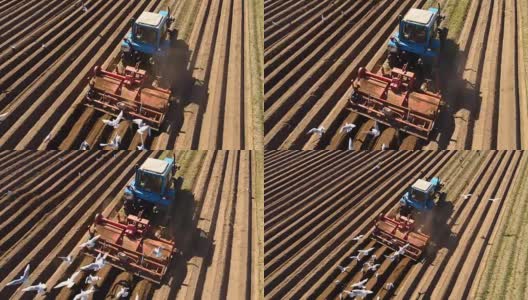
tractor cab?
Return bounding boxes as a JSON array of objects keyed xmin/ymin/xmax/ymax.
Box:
[
  {"xmin": 121, "ymin": 10, "xmax": 175, "ymax": 63},
  {"xmin": 388, "ymin": 7, "xmax": 445, "ymax": 68},
  {"xmin": 123, "ymin": 157, "xmax": 177, "ymax": 216},
  {"xmin": 400, "ymin": 178, "xmax": 441, "ymax": 212}
]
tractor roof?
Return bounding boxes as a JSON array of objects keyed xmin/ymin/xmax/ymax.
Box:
[
  {"xmin": 412, "ymin": 179, "xmax": 433, "ymax": 192},
  {"xmin": 140, "ymin": 158, "xmax": 169, "ymax": 174},
  {"xmin": 403, "ymin": 8, "xmax": 434, "ymax": 25},
  {"xmin": 136, "ymin": 12, "xmax": 163, "ymax": 27}
]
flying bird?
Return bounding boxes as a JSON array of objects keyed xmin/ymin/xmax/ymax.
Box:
[
  {"xmin": 366, "ymin": 122, "xmax": 380, "ymax": 137},
  {"xmin": 132, "ymin": 119, "xmax": 145, "ymax": 127},
  {"xmin": 54, "ymin": 271, "xmax": 81, "ymax": 289},
  {"xmin": 348, "ymin": 137, "xmax": 353, "ymax": 150},
  {"xmin": 461, "ymin": 194, "xmax": 472, "ymax": 200},
  {"xmin": 73, "ymin": 286, "xmax": 96, "ymax": 300},
  {"xmin": 58, "ymin": 255, "xmax": 73, "ymax": 264},
  {"xmin": 85, "ymin": 274, "xmax": 101, "ymax": 285},
  {"xmin": 307, "ymin": 126, "xmax": 326, "ymax": 136},
  {"xmin": 489, "ymin": 198, "xmax": 500, "ymax": 202},
  {"xmin": 350, "ymin": 289, "xmax": 373, "ymax": 299},
  {"xmin": 80, "ymin": 141, "xmax": 90, "ymax": 150},
  {"xmin": 395, "ymin": 243, "xmax": 409, "ymax": 256},
  {"xmin": 102, "ymin": 111, "xmax": 124, "ymax": 128},
  {"xmin": 152, "ymin": 246, "xmax": 163, "ymax": 258},
  {"xmin": 116, "ymin": 286, "xmax": 129, "ymax": 298},
  {"xmin": 44, "ymin": 133, "xmax": 52, "ymax": 143},
  {"xmin": 340, "ymin": 123, "xmax": 356, "ymax": 134},
  {"xmin": 367, "ymin": 263, "xmax": 380, "ymax": 272},
  {"xmin": 358, "ymin": 247, "xmax": 375, "ymax": 256},
  {"xmin": 352, "ymin": 235, "xmax": 364, "ymax": 241},
  {"xmin": 100, "ymin": 135, "xmax": 121, "ymax": 150},
  {"xmin": 78, "ymin": 235, "xmax": 100, "ymax": 249},
  {"xmin": 350, "ymin": 278, "xmax": 368, "ymax": 289},
  {"xmin": 21, "ymin": 282, "xmax": 46, "ymax": 294},
  {"xmin": 80, "ymin": 253, "xmax": 107, "ymax": 271},
  {"xmin": 349, "ymin": 255, "xmax": 361, "ymax": 261},
  {"xmin": 386, "ymin": 282, "xmax": 395, "ymax": 290},
  {"xmin": 0, "ymin": 112, "xmax": 8, "ymax": 122},
  {"xmin": 137, "ymin": 124, "xmax": 151, "ymax": 136},
  {"xmin": 137, "ymin": 144, "xmax": 147, "ymax": 150},
  {"xmin": 337, "ymin": 265, "xmax": 349, "ymax": 273},
  {"xmin": 6, "ymin": 264, "xmax": 30, "ymax": 286},
  {"xmin": 381, "ymin": 143, "xmax": 387, "ymax": 150}
]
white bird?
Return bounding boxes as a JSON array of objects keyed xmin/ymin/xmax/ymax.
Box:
[
  {"xmin": 350, "ymin": 278, "xmax": 368, "ymax": 289},
  {"xmin": 79, "ymin": 235, "xmax": 100, "ymax": 249},
  {"xmin": 58, "ymin": 255, "xmax": 73, "ymax": 264},
  {"xmin": 352, "ymin": 235, "xmax": 364, "ymax": 241},
  {"xmin": 358, "ymin": 247, "xmax": 375, "ymax": 256},
  {"xmin": 73, "ymin": 286, "xmax": 96, "ymax": 300},
  {"xmin": 307, "ymin": 126, "xmax": 325, "ymax": 136},
  {"xmin": 21, "ymin": 282, "xmax": 46, "ymax": 294},
  {"xmin": 349, "ymin": 255, "xmax": 361, "ymax": 261},
  {"xmin": 370, "ymin": 254, "xmax": 377, "ymax": 261},
  {"xmin": 351, "ymin": 289, "xmax": 373, "ymax": 299},
  {"xmin": 81, "ymin": 4, "xmax": 88, "ymax": 12},
  {"xmin": 366, "ymin": 122, "xmax": 380, "ymax": 137},
  {"xmin": 100, "ymin": 135, "xmax": 121, "ymax": 150},
  {"xmin": 5, "ymin": 190, "xmax": 14, "ymax": 197},
  {"xmin": 489, "ymin": 198, "xmax": 500, "ymax": 202},
  {"xmin": 116, "ymin": 286, "xmax": 129, "ymax": 298},
  {"xmin": 343, "ymin": 290, "xmax": 358, "ymax": 298},
  {"xmin": 386, "ymin": 282, "xmax": 394, "ymax": 290},
  {"xmin": 375, "ymin": 272, "xmax": 380, "ymax": 278},
  {"xmin": 381, "ymin": 143, "xmax": 387, "ymax": 150},
  {"xmin": 137, "ymin": 144, "xmax": 147, "ymax": 150},
  {"xmin": 385, "ymin": 253, "xmax": 398, "ymax": 262},
  {"xmin": 132, "ymin": 119, "xmax": 145, "ymax": 127},
  {"xmin": 102, "ymin": 111, "xmax": 124, "ymax": 128},
  {"xmin": 461, "ymin": 194, "xmax": 472, "ymax": 200},
  {"xmin": 348, "ymin": 137, "xmax": 353, "ymax": 150},
  {"xmin": 80, "ymin": 253, "xmax": 107, "ymax": 271},
  {"xmin": 152, "ymin": 246, "xmax": 163, "ymax": 258},
  {"xmin": 367, "ymin": 263, "xmax": 380, "ymax": 272},
  {"xmin": 54, "ymin": 271, "xmax": 81, "ymax": 289},
  {"xmin": 6, "ymin": 264, "xmax": 30, "ymax": 286},
  {"xmin": 395, "ymin": 243, "xmax": 410, "ymax": 256},
  {"xmin": 340, "ymin": 123, "xmax": 356, "ymax": 134},
  {"xmin": 44, "ymin": 133, "xmax": 52, "ymax": 143},
  {"xmin": 137, "ymin": 124, "xmax": 151, "ymax": 136},
  {"xmin": 85, "ymin": 274, "xmax": 101, "ymax": 285},
  {"xmin": 337, "ymin": 265, "xmax": 349, "ymax": 273},
  {"xmin": 0, "ymin": 112, "xmax": 8, "ymax": 121},
  {"xmin": 80, "ymin": 141, "xmax": 90, "ymax": 150}
]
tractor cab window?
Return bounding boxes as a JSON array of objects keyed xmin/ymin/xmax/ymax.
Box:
[
  {"xmin": 137, "ymin": 171, "xmax": 163, "ymax": 194},
  {"xmin": 402, "ymin": 23, "xmax": 427, "ymax": 44},
  {"xmin": 411, "ymin": 189, "xmax": 428, "ymax": 202},
  {"xmin": 135, "ymin": 25, "xmax": 158, "ymax": 46}
]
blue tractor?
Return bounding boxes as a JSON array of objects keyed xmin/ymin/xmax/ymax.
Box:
[
  {"xmin": 399, "ymin": 177, "xmax": 443, "ymax": 216},
  {"xmin": 121, "ymin": 10, "xmax": 176, "ymax": 68},
  {"xmin": 123, "ymin": 157, "xmax": 179, "ymax": 218},
  {"xmin": 385, "ymin": 5, "xmax": 447, "ymax": 91}
]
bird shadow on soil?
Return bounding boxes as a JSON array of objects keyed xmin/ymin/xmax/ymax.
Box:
[{"xmin": 433, "ymin": 38, "xmax": 483, "ymax": 149}]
